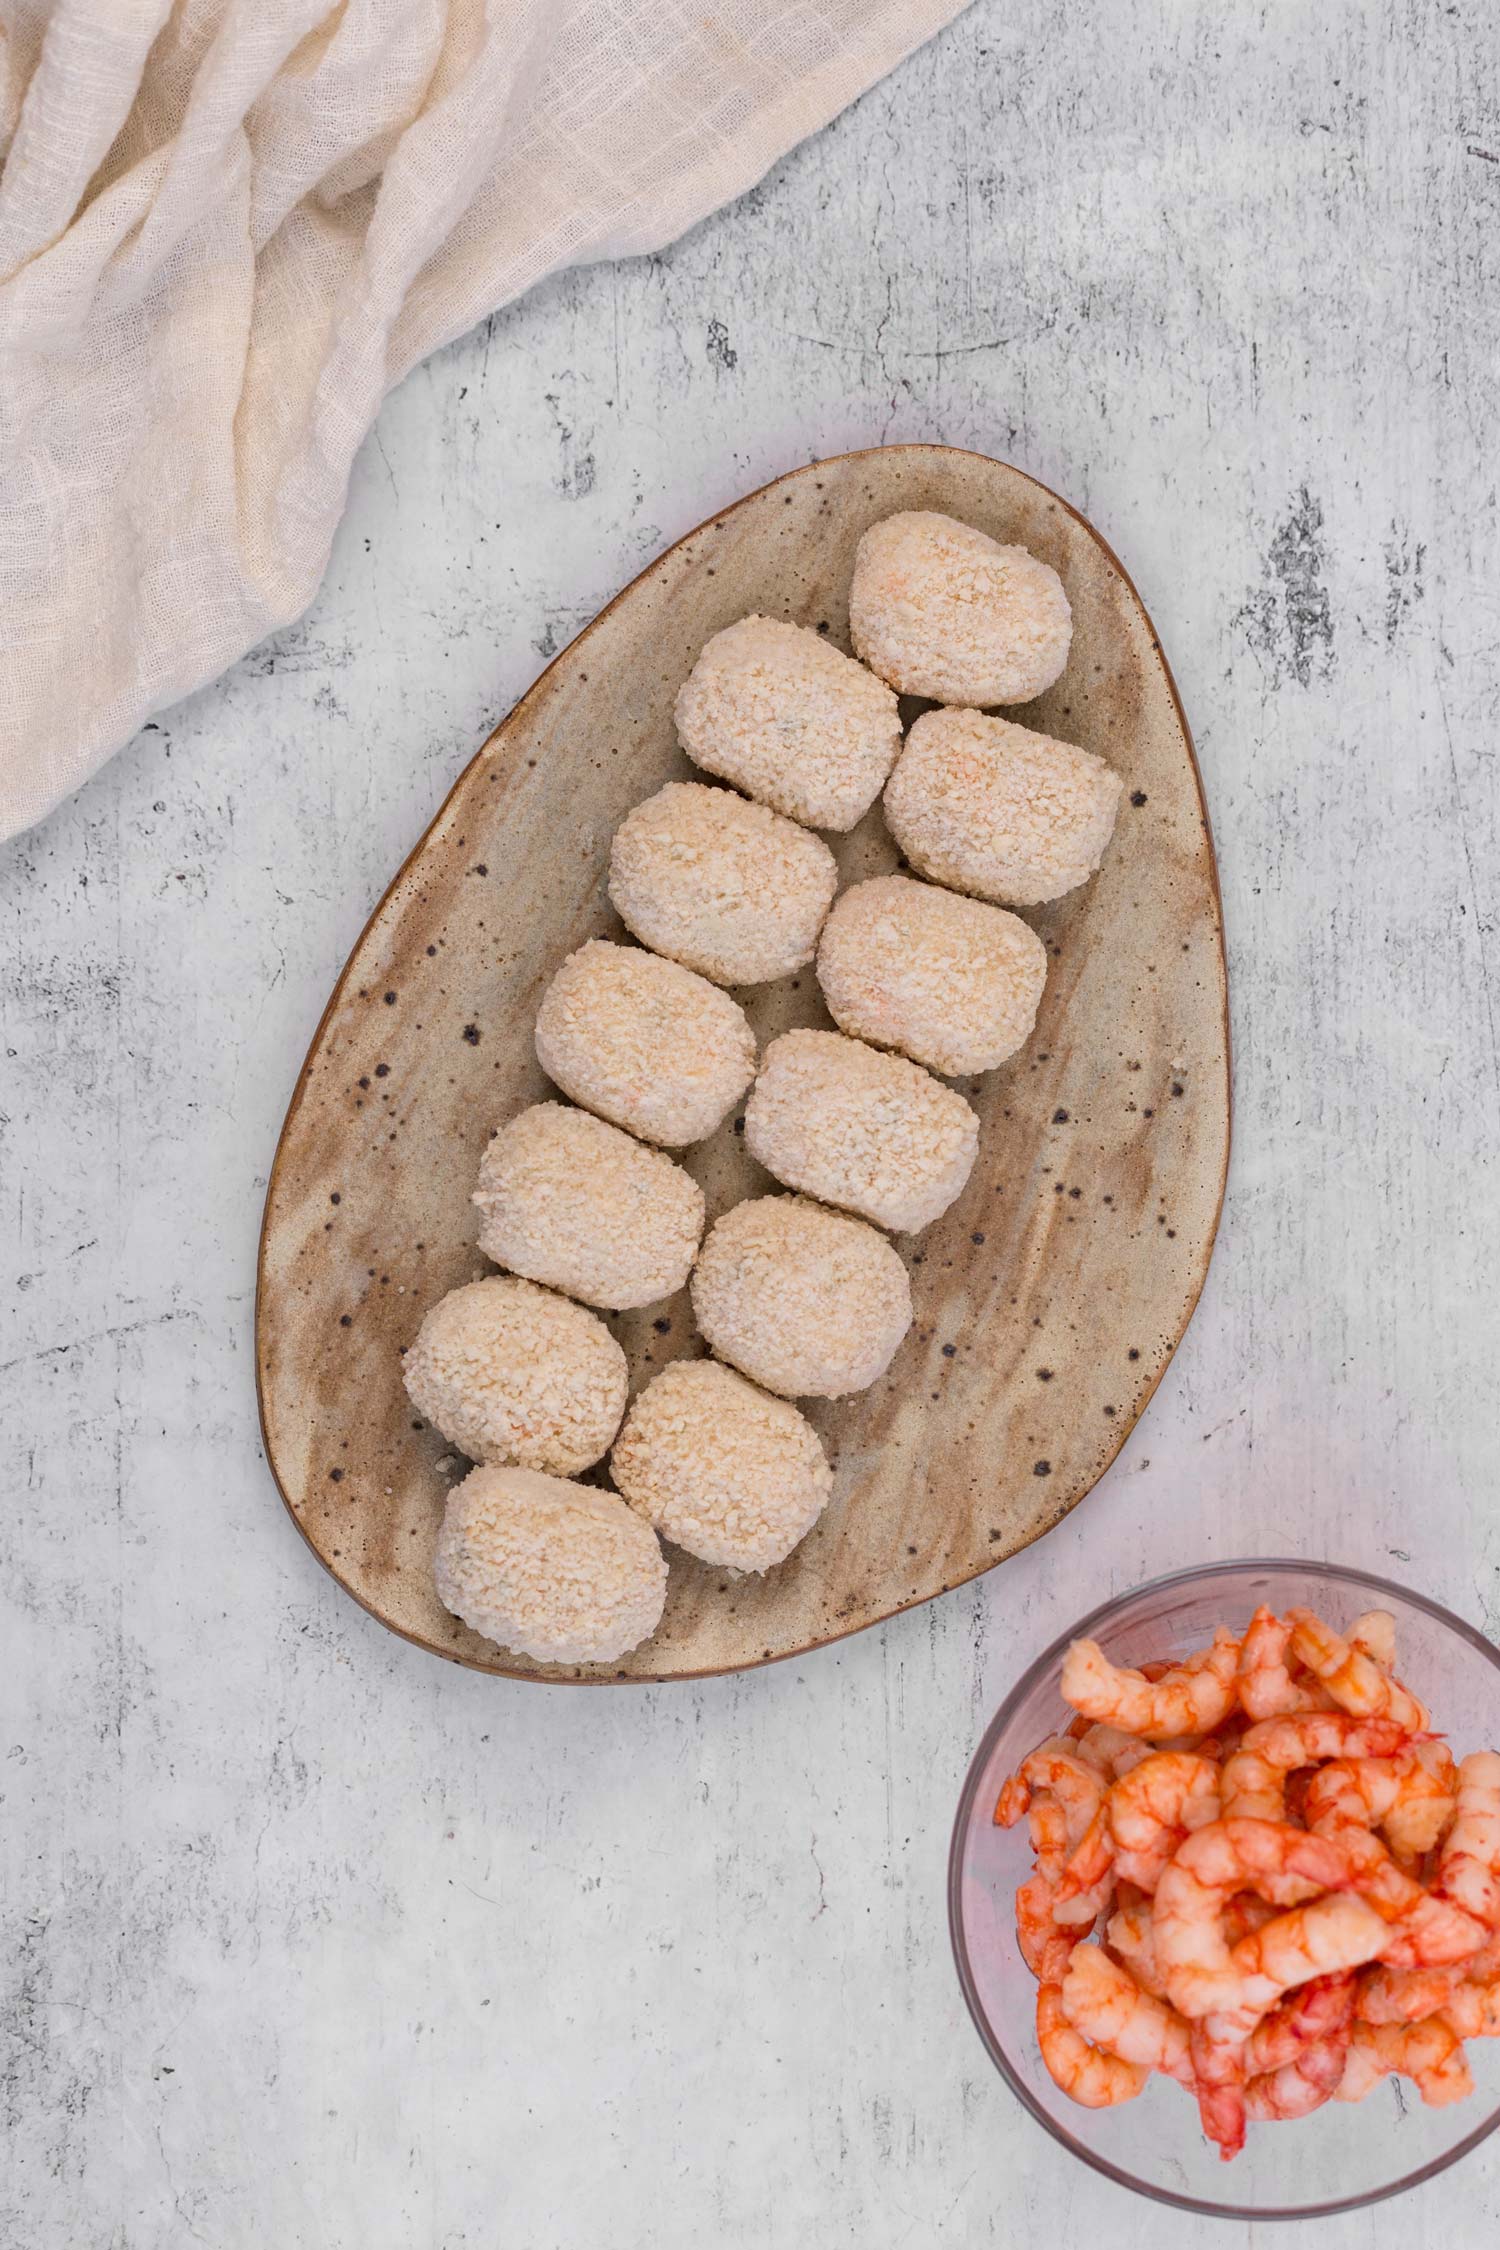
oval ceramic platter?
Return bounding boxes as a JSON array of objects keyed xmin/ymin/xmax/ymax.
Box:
[{"xmin": 257, "ymin": 444, "xmax": 1230, "ymax": 1683}]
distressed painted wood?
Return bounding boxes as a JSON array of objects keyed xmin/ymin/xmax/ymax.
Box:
[{"xmin": 257, "ymin": 445, "xmax": 1229, "ymax": 1680}]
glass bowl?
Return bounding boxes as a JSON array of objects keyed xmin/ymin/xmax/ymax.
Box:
[{"xmin": 948, "ymin": 1559, "xmax": 1500, "ymax": 2219}]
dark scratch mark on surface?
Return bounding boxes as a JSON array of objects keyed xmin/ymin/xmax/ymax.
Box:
[
  {"xmin": 1383, "ymin": 527, "xmax": 1425, "ymax": 645},
  {"xmin": 1240, "ymin": 486, "xmax": 1335, "ymax": 687},
  {"xmin": 542, "ymin": 393, "xmax": 595, "ymax": 500}
]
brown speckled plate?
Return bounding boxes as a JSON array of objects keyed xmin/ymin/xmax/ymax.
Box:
[{"xmin": 256, "ymin": 445, "xmax": 1230, "ymax": 1683}]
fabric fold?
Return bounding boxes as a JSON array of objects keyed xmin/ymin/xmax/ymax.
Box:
[{"xmin": 0, "ymin": 0, "xmax": 968, "ymax": 841}]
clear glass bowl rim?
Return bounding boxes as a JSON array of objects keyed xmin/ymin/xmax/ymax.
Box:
[{"xmin": 947, "ymin": 1555, "xmax": 1500, "ymax": 2221}]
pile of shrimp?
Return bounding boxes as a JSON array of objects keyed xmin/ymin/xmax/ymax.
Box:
[{"xmin": 996, "ymin": 1603, "xmax": 1500, "ymax": 2159}]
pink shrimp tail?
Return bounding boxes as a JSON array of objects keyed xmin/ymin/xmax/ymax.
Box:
[
  {"xmin": 995, "ymin": 1774, "xmax": 1028, "ymax": 1828},
  {"xmin": 1190, "ymin": 2024, "xmax": 1247, "ymax": 2161}
]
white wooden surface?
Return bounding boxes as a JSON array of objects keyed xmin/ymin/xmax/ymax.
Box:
[{"xmin": 4, "ymin": 2, "xmax": 1499, "ymax": 2242}]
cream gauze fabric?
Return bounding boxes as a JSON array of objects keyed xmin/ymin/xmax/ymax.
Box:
[{"xmin": 0, "ymin": 0, "xmax": 966, "ymax": 840}]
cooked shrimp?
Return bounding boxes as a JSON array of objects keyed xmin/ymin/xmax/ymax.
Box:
[
  {"xmin": 1245, "ymin": 1970, "xmax": 1357, "ymax": 2074},
  {"xmin": 1105, "ymin": 1893, "xmax": 1171, "ymax": 2000},
  {"xmin": 1189, "ymin": 2021, "xmax": 1248, "ymax": 2158},
  {"xmin": 1050, "ymin": 1808, "xmax": 1115, "ymax": 1925},
  {"xmin": 1244, "ymin": 2038, "xmax": 1347, "ymax": 2123},
  {"xmin": 1305, "ymin": 1743, "xmax": 1457, "ymax": 1863},
  {"xmin": 1074, "ymin": 1723, "xmax": 1156, "ymax": 1782},
  {"xmin": 1016, "ymin": 1871, "xmax": 1086, "ymax": 1984},
  {"xmin": 1036, "ymin": 1981, "xmax": 1148, "ymax": 2107},
  {"xmin": 1219, "ymin": 1755, "xmax": 1287, "ymax": 1825},
  {"xmin": 1054, "ymin": 1754, "xmax": 1216, "ymax": 1906},
  {"xmin": 1440, "ymin": 1978, "xmax": 1500, "ymax": 2039},
  {"xmin": 1153, "ymin": 1820, "xmax": 1387, "ymax": 2024},
  {"xmin": 1349, "ymin": 1609, "xmax": 1396, "ymax": 1669},
  {"xmin": 1062, "ymin": 1627, "xmax": 1239, "ymax": 1740},
  {"xmin": 1237, "ymin": 1607, "xmax": 1333, "ymax": 1722},
  {"xmin": 1026, "ymin": 1794, "xmax": 1071, "ymax": 1880},
  {"xmin": 1434, "ymin": 1751, "xmax": 1500, "ymax": 1930},
  {"xmin": 1221, "ymin": 1891, "xmax": 1278, "ymax": 1945},
  {"xmin": 1155, "ymin": 1645, "xmax": 1249, "ymax": 1751},
  {"xmin": 1244, "ymin": 1978, "xmax": 1356, "ymax": 2128},
  {"xmin": 1060, "ymin": 1943, "xmax": 1194, "ymax": 2083},
  {"xmin": 1091, "ymin": 1751, "xmax": 1220, "ymax": 1893},
  {"xmin": 1336, "ymin": 2018, "xmax": 1474, "ymax": 2108},
  {"xmin": 1192, "ymin": 1713, "xmax": 1249, "ymax": 1764},
  {"xmin": 1306, "ymin": 1758, "xmax": 1401, "ymax": 1838},
  {"xmin": 1358, "ymin": 1962, "xmax": 1467, "ymax": 2024},
  {"xmin": 1329, "ymin": 1826, "xmax": 1486, "ymax": 1967},
  {"xmin": 1357, "ymin": 1935, "xmax": 1500, "ymax": 2025},
  {"xmin": 1221, "ymin": 1714, "xmax": 1409, "ymax": 1826},
  {"xmin": 1282, "ymin": 1767, "xmax": 1316, "ymax": 1831},
  {"xmin": 1286, "ymin": 1609, "xmax": 1429, "ymax": 1732},
  {"xmin": 1004, "ymin": 1745, "xmax": 1110, "ymax": 1926},
  {"xmin": 1231, "ymin": 1894, "xmax": 1390, "ymax": 2020},
  {"xmin": 995, "ymin": 1739, "xmax": 1103, "ymax": 1836},
  {"xmin": 1383, "ymin": 1741, "xmax": 1459, "ymax": 1863}
]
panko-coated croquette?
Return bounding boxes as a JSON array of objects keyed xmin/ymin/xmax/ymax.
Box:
[
  {"xmin": 849, "ymin": 510, "xmax": 1073, "ymax": 706},
  {"xmin": 473, "ymin": 1103, "xmax": 705, "ymax": 1311},
  {"xmin": 674, "ymin": 614, "xmax": 902, "ymax": 831},
  {"xmin": 403, "ymin": 1275, "xmax": 627, "ymax": 1475},
  {"xmin": 434, "ymin": 1463, "xmax": 667, "ymax": 1664},
  {"xmin": 691, "ymin": 1194, "xmax": 912, "ymax": 1400},
  {"xmin": 816, "ymin": 874, "xmax": 1048, "ymax": 1077},
  {"xmin": 744, "ymin": 1028, "xmax": 978, "ymax": 1234},
  {"xmin": 535, "ymin": 939, "xmax": 756, "ymax": 1147},
  {"xmin": 608, "ymin": 780, "xmax": 838, "ymax": 986},
  {"xmin": 611, "ymin": 1359, "xmax": 832, "ymax": 1572},
  {"xmin": 885, "ymin": 708, "xmax": 1122, "ymax": 908}
]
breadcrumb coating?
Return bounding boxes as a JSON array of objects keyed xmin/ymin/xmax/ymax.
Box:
[
  {"xmin": 473, "ymin": 1102, "xmax": 705, "ymax": 1311},
  {"xmin": 535, "ymin": 939, "xmax": 756, "ymax": 1147},
  {"xmin": 849, "ymin": 510, "xmax": 1072, "ymax": 706},
  {"xmin": 690, "ymin": 1194, "xmax": 912, "ymax": 1399},
  {"xmin": 611, "ymin": 1359, "xmax": 832, "ymax": 1572},
  {"xmin": 884, "ymin": 708, "xmax": 1122, "ymax": 908},
  {"xmin": 816, "ymin": 874, "xmax": 1048, "ymax": 1076},
  {"xmin": 744, "ymin": 1028, "xmax": 978, "ymax": 1234},
  {"xmin": 434, "ymin": 1463, "xmax": 667, "ymax": 1664},
  {"xmin": 674, "ymin": 614, "xmax": 902, "ymax": 831},
  {"xmin": 403, "ymin": 1276, "xmax": 627, "ymax": 1476},
  {"xmin": 608, "ymin": 781, "xmax": 838, "ymax": 986}
]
